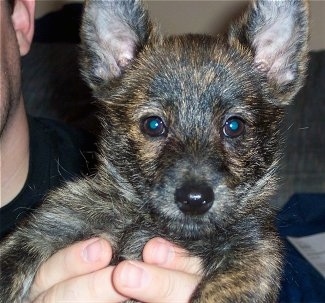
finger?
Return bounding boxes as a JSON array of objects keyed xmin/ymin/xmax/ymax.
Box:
[
  {"xmin": 33, "ymin": 266, "xmax": 128, "ymax": 303},
  {"xmin": 113, "ymin": 260, "xmax": 200, "ymax": 303},
  {"xmin": 143, "ymin": 237, "xmax": 202, "ymax": 275},
  {"xmin": 29, "ymin": 238, "xmax": 112, "ymax": 301}
]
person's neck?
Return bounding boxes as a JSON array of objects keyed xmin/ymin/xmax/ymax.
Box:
[{"xmin": 0, "ymin": 100, "xmax": 29, "ymax": 206}]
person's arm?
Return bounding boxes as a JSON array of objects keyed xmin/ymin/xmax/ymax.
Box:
[{"xmin": 28, "ymin": 238, "xmax": 202, "ymax": 303}]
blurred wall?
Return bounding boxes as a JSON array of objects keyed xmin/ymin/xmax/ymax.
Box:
[{"xmin": 35, "ymin": 0, "xmax": 325, "ymax": 51}]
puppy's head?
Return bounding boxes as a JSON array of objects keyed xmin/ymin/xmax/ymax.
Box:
[{"xmin": 80, "ymin": 0, "xmax": 309, "ymax": 237}]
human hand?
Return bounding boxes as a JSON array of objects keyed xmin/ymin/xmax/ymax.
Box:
[
  {"xmin": 28, "ymin": 237, "xmax": 202, "ymax": 302},
  {"xmin": 27, "ymin": 238, "xmax": 127, "ymax": 302},
  {"xmin": 114, "ymin": 237, "xmax": 202, "ymax": 302}
]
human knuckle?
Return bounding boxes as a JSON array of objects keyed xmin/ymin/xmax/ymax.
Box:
[
  {"xmin": 87, "ymin": 270, "xmax": 109, "ymax": 298},
  {"xmin": 161, "ymin": 274, "xmax": 177, "ymax": 299},
  {"xmin": 32, "ymin": 266, "xmax": 49, "ymax": 294},
  {"xmin": 33, "ymin": 286, "xmax": 58, "ymax": 303}
]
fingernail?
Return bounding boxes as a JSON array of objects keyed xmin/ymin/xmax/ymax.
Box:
[
  {"xmin": 152, "ymin": 239, "xmax": 174, "ymax": 265},
  {"xmin": 120, "ymin": 262, "xmax": 148, "ymax": 288},
  {"xmin": 82, "ymin": 239, "xmax": 103, "ymax": 262}
]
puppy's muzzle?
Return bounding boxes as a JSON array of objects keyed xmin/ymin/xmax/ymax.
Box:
[{"xmin": 175, "ymin": 182, "xmax": 214, "ymax": 215}]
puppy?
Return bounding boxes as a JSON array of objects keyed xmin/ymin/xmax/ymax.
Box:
[{"xmin": 0, "ymin": 0, "xmax": 309, "ymax": 302}]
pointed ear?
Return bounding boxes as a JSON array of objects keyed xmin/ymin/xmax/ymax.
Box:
[
  {"xmin": 80, "ymin": 0, "xmax": 152, "ymax": 90},
  {"xmin": 229, "ymin": 0, "xmax": 309, "ymax": 104}
]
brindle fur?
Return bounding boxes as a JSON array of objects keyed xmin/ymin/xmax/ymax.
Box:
[{"xmin": 0, "ymin": 0, "xmax": 309, "ymax": 302}]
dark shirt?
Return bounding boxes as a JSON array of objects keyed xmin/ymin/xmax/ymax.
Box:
[{"xmin": 0, "ymin": 116, "xmax": 96, "ymax": 238}]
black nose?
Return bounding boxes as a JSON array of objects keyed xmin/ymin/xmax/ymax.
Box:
[{"xmin": 175, "ymin": 182, "xmax": 214, "ymax": 215}]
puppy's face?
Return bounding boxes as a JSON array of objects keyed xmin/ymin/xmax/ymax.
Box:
[
  {"xmin": 97, "ymin": 35, "xmax": 283, "ymax": 236},
  {"xmin": 80, "ymin": 0, "xmax": 308, "ymax": 237}
]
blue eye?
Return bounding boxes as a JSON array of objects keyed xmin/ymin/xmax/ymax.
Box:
[
  {"xmin": 223, "ymin": 117, "xmax": 245, "ymax": 138},
  {"xmin": 142, "ymin": 116, "xmax": 167, "ymax": 137}
]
